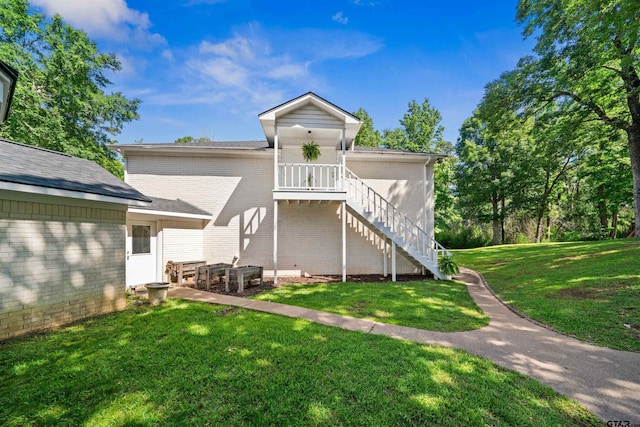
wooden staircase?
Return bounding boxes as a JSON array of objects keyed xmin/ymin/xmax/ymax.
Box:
[{"xmin": 344, "ymin": 168, "xmax": 449, "ymax": 280}]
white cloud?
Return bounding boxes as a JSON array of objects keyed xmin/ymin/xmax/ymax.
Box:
[
  {"xmin": 267, "ymin": 63, "xmax": 309, "ymax": 79},
  {"xmin": 199, "ymin": 36, "xmax": 256, "ymax": 61},
  {"xmin": 30, "ymin": 0, "xmax": 165, "ymax": 47},
  {"xmin": 161, "ymin": 49, "xmax": 175, "ymax": 61},
  {"xmin": 332, "ymin": 11, "xmax": 349, "ymax": 25},
  {"xmin": 188, "ymin": 57, "xmax": 249, "ymax": 88},
  {"xmin": 139, "ymin": 25, "xmax": 379, "ymax": 111}
]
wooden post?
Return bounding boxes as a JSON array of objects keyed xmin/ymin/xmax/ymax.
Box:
[
  {"xmin": 383, "ymin": 238, "xmax": 388, "ymax": 277},
  {"xmin": 392, "ymin": 241, "xmax": 397, "ymax": 282},
  {"xmin": 273, "ymin": 200, "xmax": 278, "ymax": 285},
  {"xmin": 273, "ymin": 129, "xmax": 279, "ymax": 285},
  {"xmin": 342, "ymin": 201, "xmax": 347, "ymax": 282}
]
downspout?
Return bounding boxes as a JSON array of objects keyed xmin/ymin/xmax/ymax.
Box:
[
  {"xmin": 341, "ymin": 127, "xmax": 347, "ymax": 281},
  {"xmin": 273, "ymin": 128, "xmax": 279, "ymax": 285}
]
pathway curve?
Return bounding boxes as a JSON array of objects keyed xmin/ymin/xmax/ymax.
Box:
[{"xmin": 168, "ymin": 268, "xmax": 640, "ymax": 423}]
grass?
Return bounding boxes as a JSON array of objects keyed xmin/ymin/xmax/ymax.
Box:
[
  {"xmin": 455, "ymin": 239, "xmax": 640, "ymax": 351},
  {"xmin": 252, "ymin": 280, "xmax": 489, "ymax": 331},
  {"xmin": 0, "ymin": 299, "xmax": 600, "ymax": 426}
]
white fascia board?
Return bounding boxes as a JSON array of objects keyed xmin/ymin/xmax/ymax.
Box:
[
  {"xmin": 273, "ymin": 190, "xmax": 347, "ymax": 201},
  {"xmin": 347, "ymin": 151, "xmax": 446, "ymax": 164},
  {"xmin": 0, "ymin": 181, "xmax": 149, "ymax": 207},
  {"xmin": 128, "ymin": 208, "xmax": 212, "ymax": 221},
  {"xmin": 115, "ymin": 146, "xmax": 272, "ymax": 159}
]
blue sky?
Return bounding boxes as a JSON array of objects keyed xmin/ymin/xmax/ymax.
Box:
[{"xmin": 30, "ymin": 0, "xmax": 534, "ymax": 145}]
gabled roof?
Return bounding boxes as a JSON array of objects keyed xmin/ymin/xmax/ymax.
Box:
[
  {"xmin": 258, "ymin": 92, "xmax": 362, "ymax": 147},
  {"xmin": 0, "ymin": 139, "xmax": 150, "ymax": 205}
]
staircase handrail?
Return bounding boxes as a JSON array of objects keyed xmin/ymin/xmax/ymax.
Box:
[{"xmin": 344, "ymin": 167, "xmax": 450, "ymax": 266}]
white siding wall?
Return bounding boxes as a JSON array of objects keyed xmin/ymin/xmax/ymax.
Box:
[
  {"xmin": 278, "ymin": 104, "xmax": 343, "ymax": 129},
  {"xmin": 0, "ymin": 195, "xmax": 126, "ymax": 340}
]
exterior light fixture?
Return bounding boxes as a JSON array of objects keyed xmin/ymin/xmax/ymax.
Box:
[{"xmin": 0, "ymin": 61, "xmax": 18, "ymax": 124}]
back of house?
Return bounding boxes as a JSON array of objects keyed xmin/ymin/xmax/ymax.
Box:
[{"xmin": 115, "ymin": 92, "xmax": 448, "ymax": 286}]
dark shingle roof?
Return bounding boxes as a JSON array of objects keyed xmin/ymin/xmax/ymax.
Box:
[
  {"xmin": 113, "ymin": 140, "xmax": 269, "ymax": 150},
  {"xmin": 352, "ymin": 145, "xmax": 448, "ymax": 157},
  {"xmin": 135, "ymin": 196, "xmax": 210, "ymax": 217},
  {"xmin": 0, "ymin": 139, "xmax": 150, "ymax": 203}
]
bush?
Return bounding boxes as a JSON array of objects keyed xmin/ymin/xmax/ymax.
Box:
[{"xmin": 437, "ymin": 224, "xmax": 491, "ymax": 249}]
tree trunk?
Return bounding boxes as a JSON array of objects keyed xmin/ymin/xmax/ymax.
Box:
[
  {"xmin": 621, "ymin": 59, "xmax": 640, "ymax": 237},
  {"xmin": 491, "ymin": 198, "xmax": 500, "ymax": 245},
  {"xmin": 627, "ymin": 127, "xmax": 640, "ymax": 237},
  {"xmin": 597, "ymin": 185, "xmax": 608, "ymax": 233},
  {"xmin": 501, "ymin": 198, "xmax": 506, "ymax": 244},
  {"xmin": 610, "ymin": 211, "xmax": 618, "ymax": 239},
  {"xmin": 535, "ymin": 172, "xmax": 551, "ymax": 243}
]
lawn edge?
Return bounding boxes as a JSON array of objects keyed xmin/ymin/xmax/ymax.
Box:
[{"xmin": 462, "ymin": 266, "xmax": 605, "ymax": 348}]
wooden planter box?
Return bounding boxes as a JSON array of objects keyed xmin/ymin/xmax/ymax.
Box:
[
  {"xmin": 195, "ymin": 263, "xmax": 232, "ymax": 290},
  {"xmin": 224, "ymin": 266, "xmax": 264, "ymax": 293}
]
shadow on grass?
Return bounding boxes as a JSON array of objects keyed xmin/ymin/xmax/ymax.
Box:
[
  {"xmin": 252, "ymin": 281, "xmax": 490, "ymax": 332},
  {"xmin": 1, "ymin": 299, "xmax": 599, "ymax": 426}
]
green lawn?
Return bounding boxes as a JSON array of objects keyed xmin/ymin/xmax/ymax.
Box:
[
  {"xmin": 252, "ymin": 280, "xmax": 489, "ymax": 331},
  {"xmin": 455, "ymin": 239, "xmax": 640, "ymax": 351},
  {"xmin": 0, "ymin": 299, "xmax": 599, "ymax": 426}
]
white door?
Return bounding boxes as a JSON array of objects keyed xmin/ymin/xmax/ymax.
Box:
[{"xmin": 126, "ymin": 221, "xmax": 157, "ymax": 287}]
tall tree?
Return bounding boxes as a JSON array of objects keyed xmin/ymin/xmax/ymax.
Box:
[
  {"xmin": 456, "ymin": 109, "xmax": 533, "ymax": 245},
  {"xmin": 0, "ymin": 0, "xmax": 140, "ymax": 177},
  {"xmin": 514, "ymin": 0, "xmax": 640, "ymax": 234},
  {"xmin": 384, "ymin": 98, "xmax": 448, "ymax": 153},
  {"xmin": 352, "ymin": 108, "xmax": 382, "ymax": 148},
  {"xmin": 382, "ymin": 98, "xmax": 455, "ymax": 232}
]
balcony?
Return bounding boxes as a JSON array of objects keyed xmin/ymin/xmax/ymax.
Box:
[{"xmin": 273, "ymin": 163, "xmax": 346, "ymax": 201}]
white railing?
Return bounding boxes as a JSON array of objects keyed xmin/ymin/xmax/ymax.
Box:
[
  {"xmin": 344, "ymin": 167, "xmax": 450, "ymax": 267},
  {"xmin": 277, "ymin": 163, "xmax": 344, "ymax": 191}
]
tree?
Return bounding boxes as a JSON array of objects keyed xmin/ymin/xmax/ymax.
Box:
[
  {"xmin": 383, "ymin": 98, "xmax": 448, "ymax": 153},
  {"xmin": 455, "ymin": 109, "xmax": 533, "ymax": 245},
  {"xmin": 0, "ymin": 0, "xmax": 140, "ymax": 178},
  {"xmin": 352, "ymin": 108, "xmax": 382, "ymax": 148},
  {"xmin": 514, "ymin": 0, "xmax": 640, "ymax": 234},
  {"xmin": 382, "ymin": 98, "xmax": 455, "ymax": 232},
  {"xmin": 174, "ymin": 136, "xmax": 214, "ymax": 143},
  {"xmin": 578, "ymin": 128, "xmax": 633, "ymax": 239}
]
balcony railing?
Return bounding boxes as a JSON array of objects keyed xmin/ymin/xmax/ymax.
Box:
[{"xmin": 277, "ymin": 163, "xmax": 344, "ymax": 191}]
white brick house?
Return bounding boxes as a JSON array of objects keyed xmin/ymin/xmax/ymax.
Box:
[
  {"xmin": 115, "ymin": 93, "xmax": 449, "ymax": 286},
  {"xmin": 0, "ymin": 139, "xmax": 150, "ymax": 340}
]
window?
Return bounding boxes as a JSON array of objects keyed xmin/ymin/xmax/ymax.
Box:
[{"xmin": 132, "ymin": 225, "xmax": 151, "ymax": 254}]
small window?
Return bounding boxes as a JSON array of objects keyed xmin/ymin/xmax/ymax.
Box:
[{"xmin": 132, "ymin": 225, "xmax": 151, "ymax": 254}]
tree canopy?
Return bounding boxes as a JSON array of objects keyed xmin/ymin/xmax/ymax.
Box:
[
  {"xmin": 449, "ymin": 0, "xmax": 638, "ymax": 246},
  {"xmin": 510, "ymin": 0, "xmax": 640, "ymax": 234},
  {"xmin": 0, "ymin": 0, "xmax": 140, "ymax": 178}
]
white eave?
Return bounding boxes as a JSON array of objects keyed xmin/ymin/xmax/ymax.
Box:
[
  {"xmin": 258, "ymin": 92, "xmax": 362, "ymax": 147},
  {"xmin": 114, "ymin": 145, "xmax": 272, "ymax": 159},
  {"xmin": 0, "ymin": 181, "xmax": 149, "ymax": 207},
  {"xmin": 347, "ymin": 150, "xmax": 448, "ymax": 164},
  {"xmin": 127, "ymin": 208, "xmax": 212, "ymax": 221}
]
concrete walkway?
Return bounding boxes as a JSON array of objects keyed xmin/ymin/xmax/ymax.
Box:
[{"xmin": 168, "ymin": 268, "xmax": 640, "ymax": 423}]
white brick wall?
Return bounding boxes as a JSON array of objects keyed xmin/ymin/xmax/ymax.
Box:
[
  {"xmin": 125, "ymin": 152, "xmax": 427, "ymax": 276},
  {"xmin": 0, "ymin": 196, "xmax": 126, "ymax": 340},
  {"xmin": 161, "ymin": 220, "xmax": 204, "ymax": 279}
]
